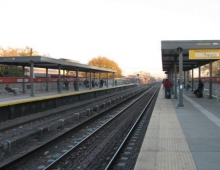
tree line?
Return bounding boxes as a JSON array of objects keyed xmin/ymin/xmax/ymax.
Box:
[
  {"xmin": 201, "ymin": 60, "xmax": 220, "ymax": 76},
  {"xmin": 0, "ymin": 46, "xmax": 34, "ymax": 77}
]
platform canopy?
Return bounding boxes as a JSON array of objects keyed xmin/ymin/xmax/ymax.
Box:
[
  {"xmin": 161, "ymin": 40, "xmax": 220, "ymax": 73},
  {"xmin": 0, "ymin": 56, "xmax": 116, "ymax": 73}
]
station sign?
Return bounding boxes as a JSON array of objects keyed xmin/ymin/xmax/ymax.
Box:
[{"xmin": 189, "ymin": 49, "xmax": 220, "ymax": 59}]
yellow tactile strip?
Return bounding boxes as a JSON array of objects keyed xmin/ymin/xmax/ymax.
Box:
[{"xmin": 134, "ymin": 87, "xmax": 197, "ymax": 170}]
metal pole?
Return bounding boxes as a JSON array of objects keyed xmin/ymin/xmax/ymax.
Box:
[
  {"xmin": 93, "ymin": 72, "xmax": 95, "ymax": 87},
  {"xmin": 22, "ymin": 65, "xmax": 25, "ymax": 93},
  {"xmin": 76, "ymin": 69, "xmax": 79, "ymax": 91},
  {"xmin": 58, "ymin": 65, "xmax": 61, "ymax": 93},
  {"xmin": 198, "ymin": 65, "xmax": 201, "ymax": 79},
  {"xmin": 46, "ymin": 68, "xmax": 48, "ymax": 91},
  {"xmin": 113, "ymin": 73, "xmax": 115, "ymax": 87},
  {"xmin": 30, "ymin": 48, "xmax": 32, "ymax": 56},
  {"xmin": 99, "ymin": 72, "xmax": 101, "ymax": 87},
  {"xmin": 183, "ymin": 71, "xmax": 186, "ymax": 89},
  {"xmin": 171, "ymin": 66, "xmax": 174, "ymax": 94},
  {"xmin": 90, "ymin": 71, "xmax": 92, "ymax": 89},
  {"xmin": 174, "ymin": 58, "xmax": 178, "ymax": 99},
  {"xmin": 30, "ymin": 61, "xmax": 34, "ymax": 97},
  {"xmin": 106, "ymin": 72, "xmax": 108, "ymax": 87},
  {"xmin": 177, "ymin": 47, "xmax": 184, "ymax": 107},
  {"xmin": 209, "ymin": 61, "xmax": 213, "ymax": 99},
  {"xmin": 191, "ymin": 66, "xmax": 194, "ymax": 91}
]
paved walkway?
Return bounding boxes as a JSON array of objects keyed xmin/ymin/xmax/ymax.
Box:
[
  {"xmin": 134, "ymin": 86, "xmax": 220, "ymax": 170},
  {"xmin": 0, "ymin": 85, "xmax": 117, "ymax": 105}
]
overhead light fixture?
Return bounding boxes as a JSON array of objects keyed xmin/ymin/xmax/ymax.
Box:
[{"xmin": 176, "ymin": 47, "xmax": 183, "ymax": 52}]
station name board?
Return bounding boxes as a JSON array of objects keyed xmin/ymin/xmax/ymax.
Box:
[{"xmin": 189, "ymin": 49, "xmax": 220, "ymax": 59}]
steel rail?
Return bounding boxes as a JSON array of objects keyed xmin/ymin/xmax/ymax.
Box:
[
  {"xmin": 104, "ymin": 86, "xmax": 159, "ymax": 169},
  {"xmin": 43, "ymin": 86, "xmax": 155, "ymax": 170},
  {"xmin": 0, "ymin": 85, "xmax": 150, "ymax": 169}
]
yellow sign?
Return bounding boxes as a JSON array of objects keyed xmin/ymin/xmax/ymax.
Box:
[{"xmin": 189, "ymin": 49, "xmax": 220, "ymax": 59}]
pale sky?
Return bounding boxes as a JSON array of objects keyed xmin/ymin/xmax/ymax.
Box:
[{"xmin": 1, "ymin": 0, "xmax": 220, "ymax": 78}]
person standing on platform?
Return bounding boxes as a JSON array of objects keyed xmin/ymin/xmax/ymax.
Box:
[
  {"xmin": 186, "ymin": 81, "xmax": 191, "ymax": 91},
  {"xmin": 163, "ymin": 79, "xmax": 173, "ymax": 99},
  {"xmin": 197, "ymin": 79, "xmax": 204, "ymax": 98},
  {"xmin": 64, "ymin": 78, "xmax": 69, "ymax": 90},
  {"xmin": 91, "ymin": 79, "xmax": 95, "ymax": 88},
  {"xmin": 100, "ymin": 79, "xmax": 104, "ymax": 88}
]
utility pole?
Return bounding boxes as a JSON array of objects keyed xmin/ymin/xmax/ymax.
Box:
[{"xmin": 30, "ymin": 48, "xmax": 32, "ymax": 56}]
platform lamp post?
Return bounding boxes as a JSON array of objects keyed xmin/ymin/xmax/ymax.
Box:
[{"xmin": 177, "ymin": 47, "xmax": 184, "ymax": 107}]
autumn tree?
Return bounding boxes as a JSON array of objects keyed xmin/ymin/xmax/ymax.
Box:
[
  {"xmin": 201, "ymin": 60, "xmax": 220, "ymax": 76},
  {"xmin": 88, "ymin": 56, "xmax": 122, "ymax": 78},
  {"xmin": 0, "ymin": 46, "xmax": 38, "ymax": 56},
  {"xmin": 0, "ymin": 46, "xmax": 38, "ymax": 77}
]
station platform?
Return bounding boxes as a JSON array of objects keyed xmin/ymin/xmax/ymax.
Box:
[
  {"xmin": 134, "ymin": 86, "xmax": 220, "ymax": 170},
  {"xmin": 0, "ymin": 85, "xmax": 114, "ymax": 106},
  {"xmin": 0, "ymin": 84, "xmax": 138, "ymax": 122}
]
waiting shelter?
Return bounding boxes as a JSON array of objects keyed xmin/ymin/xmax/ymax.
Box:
[
  {"xmin": 161, "ymin": 40, "xmax": 220, "ymax": 106},
  {"xmin": 0, "ymin": 56, "xmax": 116, "ymax": 96}
]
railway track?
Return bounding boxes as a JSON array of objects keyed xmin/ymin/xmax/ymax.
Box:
[
  {"xmin": 0, "ymin": 83, "xmax": 160, "ymax": 170},
  {"xmin": 46, "ymin": 85, "xmax": 159, "ymax": 170},
  {"xmin": 0, "ymin": 85, "xmax": 145, "ymax": 155},
  {"xmin": 0, "ymin": 87, "xmax": 138, "ymax": 133}
]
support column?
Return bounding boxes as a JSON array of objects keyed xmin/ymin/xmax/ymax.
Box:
[
  {"xmin": 113, "ymin": 73, "xmax": 115, "ymax": 87},
  {"xmin": 177, "ymin": 47, "xmax": 184, "ymax": 107},
  {"xmin": 191, "ymin": 66, "xmax": 194, "ymax": 91},
  {"xmin": 99, "ymin": 72, "xmax": 101, "ymax": 87},
  {"xmin": 171, "ymin": 66, "xmax": 174, "ymax": 94},
  {"xmin": 58, "ymin": 65, "xmax": 61, "ymax": 93},
  {"xmin": 76, "ymin": 69, "xmax": 79, "ymax": 91},
  {"xmin": 46, "ymin": 68, "xmax": 48, "ymax": 91},
  {"xmin": 22, "ymin": 65, "xmax": 25, "ymax": 93},
  {"xmin": 174, "ymin": 58, "xmax": 178, "ymax": 99},
  {"xmin": 89, "ymin": 71, "xmax": 92, "ymax": 89},
  {"xmin": 106, "ymin": 72, "xmax": 108, "ymax": 87},
  {"xmin": 183, "ymin": 71, "xmax": 186, "ymax": 89},
  {"xmin": 93, "ymin": 72, "xmax": 95, "ymax": 87},
  {"xmin": 209, "ymin": 61, "xmax": 213, "ymax": 99},
  {"xmin": 30, "ymin": 61, "xmax": 34, "ymax": 97}
]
